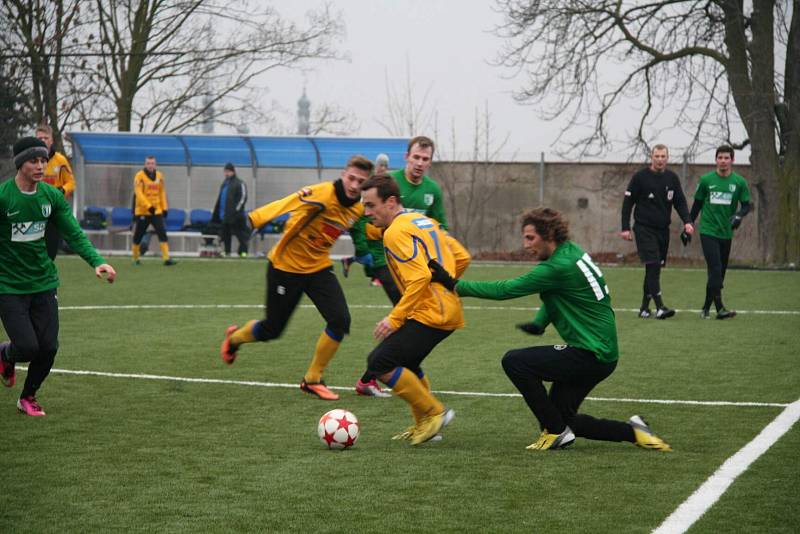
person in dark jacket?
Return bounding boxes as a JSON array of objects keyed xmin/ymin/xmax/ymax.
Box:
[{"xmin": 212, "ymin": 163, "xmax": 250, "ymax": 257}]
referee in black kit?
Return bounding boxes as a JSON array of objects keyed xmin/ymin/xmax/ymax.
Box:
[{"xmin": 620, "ymin": 144, "xmax": 693, "ymax": 319}]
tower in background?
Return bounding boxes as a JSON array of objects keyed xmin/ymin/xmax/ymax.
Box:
[{"xmin": 297, "ymin": 87, "xmax": 310, "ymax": 135}]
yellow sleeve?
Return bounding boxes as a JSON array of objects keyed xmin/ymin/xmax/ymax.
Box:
[
  {"xmin": 159, "ymin": 173, "xmax": 168, "ymax": 211},
  {"xmin": 365, "ymin": 223, "xmax": 383, "ymax": 240},
  {"xmin": 385, "ymin": 227, "xmax": 432, "ymax": 329},
  {"xmin": 445, "ymin": 232, "xmax": 471, "ymax": 278},
  {"xmin": 249, "ymin": 189, "xmax": 311, "ymax": 230},
  {"xmin": 134, "ymin": 173, "xmax": 151, "ymax": 210},
  {"xmin": 58, "ymin": 154, "xmax": 75, "ymax": 196}
]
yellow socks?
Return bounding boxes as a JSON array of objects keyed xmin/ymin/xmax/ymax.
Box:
[
  {"xmin": 160, "ymin": 242, "xmax": 170, "ymax": 260},
  {"xmin": 390, "ymin": 368, "xmax": 444, "ymax": 422},
  {"xmin": 231, "ymin": 320, "xmax": 258, "ymax": 347},
  {"xmin": 304, "ymin": 330, "xmax": 341, "ymax": 383},
  {"xmin": 132, "ymin": 244, "xmax": 140, "ymax": 261}
]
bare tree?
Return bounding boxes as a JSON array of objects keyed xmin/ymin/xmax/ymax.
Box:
[
  {"xmin": 495, "ymin": 0, "xmax": 799, "ymax": 264},
  {"xmin": 435, "ymin": 101, "xmax": 514, "ymax": 251},
  {"xmin": 0, "ymin": 0, "xmax": 86, "ymax": 151},
  {"xmin": 377, "ymin": 56, "xmax": 436, "ymax": 137},
  {"xmin": 79, "ymin": 0, "xmax": 344, "ymax": 133}
]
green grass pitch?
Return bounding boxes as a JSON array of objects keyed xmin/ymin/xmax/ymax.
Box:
[{"xmin": 1, "ymin": 257, "xmax": 798, "ymax": 533}]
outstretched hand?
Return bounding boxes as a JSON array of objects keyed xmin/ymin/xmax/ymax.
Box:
[{"xmin": 95, "ymin": 264, "xmax": 116, "ymax": 284}]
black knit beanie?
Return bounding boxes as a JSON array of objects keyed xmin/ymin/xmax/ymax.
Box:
[{"xmin": 13, "ymin": 137, "xmax": 49, "ymax": 169}]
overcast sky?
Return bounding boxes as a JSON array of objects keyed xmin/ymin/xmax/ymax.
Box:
[{"xmin": 263, "ymin": 1, "xmax": 727, "ymax": 164}]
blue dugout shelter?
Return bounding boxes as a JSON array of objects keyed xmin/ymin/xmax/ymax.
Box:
[{"xmin": 67, "ymin": 132, "xmax": 410, "ymax": 216}]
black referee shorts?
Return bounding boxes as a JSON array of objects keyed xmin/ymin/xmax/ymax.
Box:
[
  {"xmin": 367, "ymin": 320, "xmax": 452, "ymax": 377},
  {"xmin": 634, "ymin": 223, "xmax": 669, "ymax": 265}
]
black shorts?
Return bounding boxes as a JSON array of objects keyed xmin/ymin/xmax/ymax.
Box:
[
  {"xmin": 367, "ymin": 320, "xmax": 452, "ymax": 376},
  {"xmin": 634, "ymin": 223, "xmax": 669, "ymax": 265}
]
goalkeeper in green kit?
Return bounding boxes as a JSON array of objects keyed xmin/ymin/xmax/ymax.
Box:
[
  {"xmin": 0, "ymin": 137, "xmax": 116, "ymax": 416},
  {"xmin": 428, "ymin": 208, "xmax": 672, "ymax": 451}
]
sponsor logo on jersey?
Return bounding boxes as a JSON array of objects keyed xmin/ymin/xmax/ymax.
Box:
[
  {"xmin": 6, "ymin": 210, "xmax": 20, "ymax": 217},
  {"xmin": 298, "ymin": 187, "xmax": 312, "ymax": 197},
  {"xmin": 709, "ymin": 191, "xmax": 733, "ymax": 205},
  {"xmin": 424, "ymin": 193, "xmax": 434, "ymax": 206},
  {"xmin": 41, "ymin": 203, "xmax": 52, "ymax": 218},
  {"xmin": 11, "ymin": 221, "xmax": 46, "ymax": 242},
  {"xmin": 412, "ymin": 217, "xmax": 434, "ymax": 229}
]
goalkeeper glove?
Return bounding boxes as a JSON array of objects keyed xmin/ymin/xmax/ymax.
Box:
[
  {"xmin": 730, "ymin": 215, "xmax": 742, "ymax": 230},
  {"xmin": 680, "ymin": 230, "xmax": 691, "ymax": 247},
  {"xmin": 516, "ymin": 322, "xmax": 545, "ymax": 335},
  {"xmin": 427, "ymin": 259, "xmax": 457, "ymax": 291}
]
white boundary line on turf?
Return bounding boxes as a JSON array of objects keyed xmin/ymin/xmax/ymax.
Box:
[
  {"xmin": 57, "ymin": 303, "xmax": 800, "ymax": 315},
  {"xmin": 20, "ymin": 367, "xmax": 790, "ymax": 408},
  {"xmin": 653, "ymin": 398, "xmax": 800, "ymax": 534}
]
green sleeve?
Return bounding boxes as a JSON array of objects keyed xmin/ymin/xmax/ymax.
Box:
[
  {"xmin": 348, "ymin": 216, "xmax": 370, "ymax": 257},
  {"xmin": 456, "ymin": 263, "xmax": 560, "ymax": 300},
  {"xmin": 533, "ymin": 301, "xmax": 550, "ymax": 327},
  {"xmin": 739, "ymin": 176, "xmax": 751, "ymax": 203},
  {"xmin": 694, "ymin": 176, "xmax": 708, "ymax": 201},
  {"xmin": 429, "ymin": 186, "xmax": 448, "ymax": 230},
  {"xmin": 52, "ymin": 193, "xmax": 105, "ymax": 268}
]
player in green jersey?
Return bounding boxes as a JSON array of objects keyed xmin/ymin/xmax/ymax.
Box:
[
  {"xmin": 689, "ymin": 145, "xmax": 751, "ymax": 319},
  {"xmin": 0, "ymin": 137, "xmax": 116, "ymax": 416},
  {"xmin": 349, "ymin": 137, "xmax": 451, "ymax": 397},
  {"xmin": 428, "ymin": 207, "xmax": 671, "ymax": 451}
]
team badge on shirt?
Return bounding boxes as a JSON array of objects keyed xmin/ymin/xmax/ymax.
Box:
[
  {"xmin": 424, "ymin": 193, "xmax": 434, "ymax": 206},
  {"xmin": 667, "ymin": 190, "xmax": 674, "ymax": 201},
  {"xmin": 41, "ymin": 203, "xmax": 52, "ymax": 218}
]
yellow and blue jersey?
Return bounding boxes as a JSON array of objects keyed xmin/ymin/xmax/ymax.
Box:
[
  {"xmin": 383, "ymin": 212, "xmax": 470, "ymax": 330},
  {"xmin": 249, "ymin": 182, "xmax": 364, "ymax": 274}
]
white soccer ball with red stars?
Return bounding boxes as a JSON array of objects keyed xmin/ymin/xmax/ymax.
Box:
[{"xmin": 317, "ymin": 409, "xmax": 360, "ymax": 450}]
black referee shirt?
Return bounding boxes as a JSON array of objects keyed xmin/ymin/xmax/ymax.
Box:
[{"xmin": 621, "ymin": 167, "xmax": 690, "ymax": 231}]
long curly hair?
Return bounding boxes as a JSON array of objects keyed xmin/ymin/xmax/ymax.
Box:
[{"xmin": 520, "ymin": 208, "xmax": 570, "ymax": 245}]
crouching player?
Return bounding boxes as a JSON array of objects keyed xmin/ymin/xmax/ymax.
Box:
[
  {"xmin": 360, "ymin": 174, "xmax": 470, "ymax": 445},
  {"xmin": 220, "ymin": 156, "xmax": 373, "ymax": 401},
  {"xmin": 429, "ymin": 208, "xmax": 671, "ymax": 451}
]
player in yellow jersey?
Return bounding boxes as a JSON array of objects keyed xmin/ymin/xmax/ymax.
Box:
[
  {"xmin": 35, "ymin": 125, "xmax": 75, "ymax": 260},
  {"xmin": 132, "ymin": 156, "xmax": 176, "ymax": 266},
  {"xmin": 359, "ymin": 174, "xmax": 470, "ymax": 445},
  {"xmin": 220, "ymin": 155, "xmax": 374, "ymax": 401}
]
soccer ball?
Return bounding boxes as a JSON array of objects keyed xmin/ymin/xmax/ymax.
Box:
[{"xmin": 317, "ymin": 409, "xmax": 360, "ymax": 450}]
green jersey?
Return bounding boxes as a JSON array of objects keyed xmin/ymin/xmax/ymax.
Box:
[
  {"xmin": 456, "ymin": 241, "xmax": 619, "ymax": 363},
  {"xmin": 389, "ymin": 169, "xmax": 447, "ymax": 229},
  {"xmin": 694, "ymin": 171, "xmax": 750, "ymax": 240},
  {"xmin": 0, "ymin": 178, "xmax": 105, "ymax": 294}
]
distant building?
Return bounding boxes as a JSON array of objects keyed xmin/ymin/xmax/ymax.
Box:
[{"xmin": 297, "ymin": 88, "xmax": 310, "ymax": 135}]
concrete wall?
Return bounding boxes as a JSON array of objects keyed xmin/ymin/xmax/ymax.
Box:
[
  {"xmin": 74, "ymin": 159, "xmax": 761, "ymax": 263},
  {"xmin": 433, "ymin": 160, "xmax": 760, "ymax": 264}
]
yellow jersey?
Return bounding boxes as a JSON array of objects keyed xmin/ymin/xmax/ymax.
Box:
[
  {"xmin": 249, "ymin": 182, "xmax": 363, "ymax": 274},
  {"xmin": 383, "ymin": 212, "xmax": 471, "ymax": 331},
  {"xmin": 133, "ymin": 170, "xmax": 168, "ymax": 216},
  {"xmin": 43, "ymin": 152, "xmax": 75, "ymax": 197}
]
